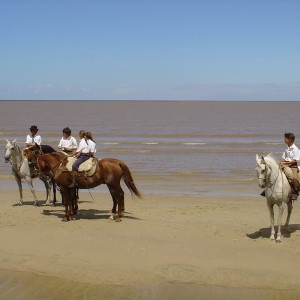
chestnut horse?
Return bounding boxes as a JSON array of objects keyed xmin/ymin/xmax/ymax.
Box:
[{"xmin": 37, "ymin": 152, "xmax": 141, "ymax": 221}]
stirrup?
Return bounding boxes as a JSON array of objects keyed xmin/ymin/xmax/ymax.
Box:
[{"xmin": 68, "ymin": 181, "xmax": 76, "ymax": 188}]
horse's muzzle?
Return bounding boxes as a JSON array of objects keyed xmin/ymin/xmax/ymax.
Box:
[{"xmin": 258, "ymin": 179, "xmax": 266, "ymax": 188}]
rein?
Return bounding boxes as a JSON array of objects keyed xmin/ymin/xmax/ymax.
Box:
[
  {"xmin": 263, "ymin": 161, "xmax": 283, "ymax": 196},
  {"xmin": 38, "ymin": 156, "xmax": 66, "ymax": 176}
]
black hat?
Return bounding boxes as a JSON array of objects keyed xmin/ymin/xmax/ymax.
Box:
[{"xmin": 29, "ymin": 125, "xmax": 38, "ymax": 131}]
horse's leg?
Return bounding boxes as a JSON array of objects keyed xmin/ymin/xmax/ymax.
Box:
[
  {"xmin": 26, "ymin": 178, "xmax": 39, "ymax": 206},
  {"xmin": 107, "ymin": 183, "xmax": 124, "ymax": 221},
  {"xmin": 71, "ymin": 188, "xmax": 78, "ymax": 218},
  {"xmin": 14, "ymin": 174, "xmax": 23, "ymax": 206},
  {"xmin": 41, "ymin": 177, "xmax": 51, "ymax": 205},
  {"xmin": 267, "ymin": 201, "xmax": 275, "ymax": 240},
  {"xmin": 107, "ymin": 184, "xmax": 118, "ymax": 219},
  {"xmin": 284, "ymin": 200, "xmax": 293, "ymax": 230},
  {"xmin": 276, "ymin": 204, "xmax": 285, "ymax": 243},
  {"xmin": 118, "ymin": 188, "xmax": 125, "ymax": 216},
  {"xmin": 61, "ymin": 187, "xmax": 70, "ymax": 221},
  {"xmin": 51, "ymin": 178, "xmax": 57, "ymax": 207}
]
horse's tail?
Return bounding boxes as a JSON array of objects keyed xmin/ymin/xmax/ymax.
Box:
[{"xmin": 119, "ymin": 162, "xmax": 142, "ymax": 199}]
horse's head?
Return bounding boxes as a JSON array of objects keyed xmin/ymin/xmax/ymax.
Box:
[
  {"xmin": 23, "ymin": 148, "xmax": 36, "ymax": 162},
  {"xmin": 255, "ymin": 154, "xmax": 275, "ymax": 188},
  {"xmin": 255, "ymin": 154, "xmax": 268, "ymax": 188},
  {"xmin": 37, "ymin": 152, "xmax": 65, "ymax": 177},
  {"xmin": 4, "ymin": 139, "xmax": 17, "ymax": 163}
]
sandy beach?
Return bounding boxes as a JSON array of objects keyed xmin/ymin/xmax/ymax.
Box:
[{"xmin": 1, "ymin": 187, "xmax": 300, "ymax": 299}]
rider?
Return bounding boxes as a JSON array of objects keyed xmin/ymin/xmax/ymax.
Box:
[
  {"xmin": 25, "ymin": 125, "xmax": 42, "ymax": 175},
  {"xmin": 69, "ymin": 130, "xmax": 96, "ymax": 187},
  {"xmin": 280, "ymin": 132, "xmax": 300, "ymax": 200},
  {"xmin": 85, "ymin": 131, "xmax": 97, "ymax": 157},
  {"xmin": 58, "ymin": 127, "xmax": 77, "ymax": 154},
  {"xmin": 261, "ymin": 132, "xmax": 300, "ymax": 200},
  {"xmin": 26, "ymin": 125, "xmax": 42, "ymax": 150}
]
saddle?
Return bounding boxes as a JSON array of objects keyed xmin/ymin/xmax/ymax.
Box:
[{"xmin": 60, "ymin": 157, "xmax": 98, "ymax": 177}]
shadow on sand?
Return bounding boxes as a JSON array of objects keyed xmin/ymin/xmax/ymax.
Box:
[
  {"xmin": 42, "ymin": 208, "xmax": 141, "ymax": 221},
  {"xmin": 246, "ymin": 224, "xmax": 300, "ymax": 240}
]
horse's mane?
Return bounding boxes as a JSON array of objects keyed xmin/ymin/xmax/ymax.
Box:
[
  {"xmin": 41, "ymin": 145, "xmax": 56, "ymax": 153},
  {"xmin": 263, "ymin": 153, "xmax": 278, "ymax": 166}
]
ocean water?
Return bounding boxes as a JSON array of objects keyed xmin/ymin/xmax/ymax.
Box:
[{"xmin": 1, "ymin": 100, "xmax": 300, "ymax": 197}]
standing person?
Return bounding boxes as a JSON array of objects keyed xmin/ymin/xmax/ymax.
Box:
[
  {"xmin": 58, "ymin": 127, "xmax": 77, "ymax": 154},
  {"xmin": 26, "ymin": 125, "xmax": 42, "ymax": 150},
  {"xmin": 280, "ymin": 132, "xmax": 300, "ymax": 200}
]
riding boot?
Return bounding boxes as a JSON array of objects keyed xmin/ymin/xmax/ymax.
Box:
[
  {"xmin": 260, "ymin": 190, "xmax": 266, "ymax": 197},
  {"xmin": 290, "ymin": 181, "xmax": 299, "ymax": 200},
  {"xmin": 69, "ymin": 171, "xmax": 78, "ymax": 187}
]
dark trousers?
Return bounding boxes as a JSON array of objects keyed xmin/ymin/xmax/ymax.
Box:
[{"xmin": 72, "ymin": 155, "xmax": 90, "ymax": 171}]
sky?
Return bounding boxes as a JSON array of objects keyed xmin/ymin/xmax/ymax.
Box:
[{"xmin": 0, "ymin": 0, "xmax": 299, "ymax": 101}]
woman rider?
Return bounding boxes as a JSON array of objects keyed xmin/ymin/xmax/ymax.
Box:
[{"xmin": 69, "ymin": 130, "xmax": 96, "ymax": 187}]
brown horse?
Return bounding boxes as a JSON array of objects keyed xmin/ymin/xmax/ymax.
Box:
[
  {"xmin": 37, "ymin": 152, "xmax": 141, "ymax": 221},
  {"xmin": 23, "ymin": 146, "xmax": 57, "ymax": 205}
]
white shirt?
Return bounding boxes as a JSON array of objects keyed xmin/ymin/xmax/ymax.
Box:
[
  {"xmin": 87, "ymin": 139, "xmax": 97, "ymax": 153},
  {"xmin": 58, "ymin": 136, "xmax": 77, "ymax": 150},
  {"xmin": 282, "ymin": 144, "xmax": 300, "ymax": 165},
  {"xmin": 76, "ymin": 139, "xmax": 90, "ymax": 154},
  {"xmin": 26, "ymin": 134, "xmax": 42, "ymax": 145}
]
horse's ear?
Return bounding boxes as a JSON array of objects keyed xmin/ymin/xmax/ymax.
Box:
[
  {"xmin": 12, "ymin": 139, "xmax": 17, "ymax": 144},
  {"xmin": 256, "ymin": 154, "xmax": 261, "ymax": 165},
  {"xmin": 6, "ymin": 139, "xmax": 9, "ymax": 143},
  {"xmin": 261, "ymin": 156, "xmax": 265, "ymax": 163}
]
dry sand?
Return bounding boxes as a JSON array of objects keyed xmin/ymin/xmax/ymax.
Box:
[{"xmin": 1, "ymin": 187, "xmax": 300, "ymax": 298}]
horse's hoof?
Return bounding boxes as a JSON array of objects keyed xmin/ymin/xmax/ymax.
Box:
[
  {"xmin": 62, "ymin": 217, "xmax": 69, "ymax": 222},
  {"xmin": 276, "ymin": 239, "xmax": 282, "ymax": 243},
  {"xmin": 115, "ymin": 218, "xmax": 122, "ymax": 222}
]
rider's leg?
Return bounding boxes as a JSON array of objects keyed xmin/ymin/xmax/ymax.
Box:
[{"xmin": 282, "ymin": 166, "xmax": 299, "ymax": 200}]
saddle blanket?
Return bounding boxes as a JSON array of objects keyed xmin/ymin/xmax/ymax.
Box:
[{"xmin": 65, "ymin": 157, "xmax": 98, "ymax": 176}]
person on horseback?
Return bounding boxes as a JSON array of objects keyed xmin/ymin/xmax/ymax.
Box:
[
  {"xmin": 85, "ymin": 131, "xmax": 96, "ymax": 156},
  {"xmin": 26, "ymin": 125, "xmax": 42, "ymax": 151},
  {"xmin": 260, "ymin": 132, "xmax": 300, "ymax": 200},
  {"xmin": 69, "ymin": 130, "xmax": 97, "ymax": 187},
  {"xmin": 58, "ymin": 127, "xmax": 77, "ymax": 154},
  {"xmin": 280, "ymin": 132, "xmax": 300, "ymax": 200}
]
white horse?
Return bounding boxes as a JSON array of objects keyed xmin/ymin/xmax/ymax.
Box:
[
  {"xmin": 255, "ymin": 154, "xmax": 293, "ymax": 243},
  {"xmin": 4, "ymin": 139, "xmax": 53, "ymax": 206}
]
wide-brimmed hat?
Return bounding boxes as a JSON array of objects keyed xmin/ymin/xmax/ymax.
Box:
[{"xmin": 29, "ymin": 125, "xmax": 38, "ymax": 131}]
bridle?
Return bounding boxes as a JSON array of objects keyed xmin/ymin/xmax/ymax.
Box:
[
  {"xmin": 257, "ymin": 159, "xmax": 283, "ymax": 197},
  {"xmin": 5, "ymin": 144, "xmax": 17, "ymax": 164},
  {"xmin": 257, "ymin": 163, "xmax": 268, "ymax": 187},
  {"xmin": 37, "ymin": 155, "xmax": 66, "ymax": 177}
]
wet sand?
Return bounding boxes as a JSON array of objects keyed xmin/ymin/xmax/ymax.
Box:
[{"xmin": 1, "ymin": 188, "xmax": 300, "ymax": 299}]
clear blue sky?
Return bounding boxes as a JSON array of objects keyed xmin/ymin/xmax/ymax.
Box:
[{"xmin": 1, "ymin": 0, "xmax": 299, "ymax": 100}]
